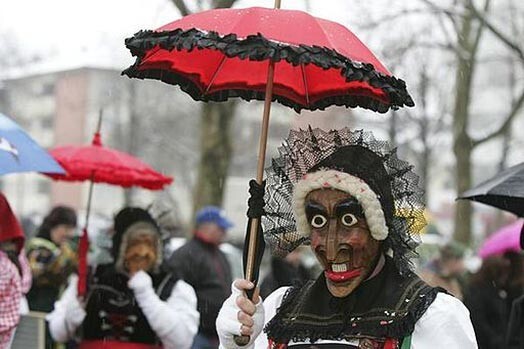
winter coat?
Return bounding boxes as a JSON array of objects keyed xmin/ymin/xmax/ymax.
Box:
[
  {"xmin": 464, "ymin": 281, "xmax": 509, "ymax": 349},
  {"xmin": 165, "ymin": 237, "xmax": 232, "ymax": 338},
  {"xmin": 507, "ymin": 294, "xmax": 524, "ymax": 349}
]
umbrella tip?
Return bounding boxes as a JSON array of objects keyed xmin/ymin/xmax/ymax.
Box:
[{"xmin": 92, "ymin": 132, "xmax": 102, "ymax": 146}]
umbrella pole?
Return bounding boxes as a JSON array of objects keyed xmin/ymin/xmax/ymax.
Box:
[
  {"xmin": 84, "ymin": 174, "xmax": 95, "ymax": 228},
  {"xmin": 233, "ymin": 0, "xmax": 281, "ymax": 346},
  {"xmin": 244, "ymin": 36, "xmax": 279, "ymax": 284},
  {"xmin": 79, "ymin": 109, "xmax": 101, "ymax": 299},
  {"xmin": 77, "ymin": 173, "xmax": 95, "ymax": 299},
  {"xmin": 243, "ymin": 65, "xmax": 275, "ymax": 284},
  {"xmin": 234, "ymin": 0, "xmax": 281, "ymax": 346}
]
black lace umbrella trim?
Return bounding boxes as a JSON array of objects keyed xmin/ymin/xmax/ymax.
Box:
[{"xmin": 122, "ymin": 28, "xmax": 415, "ymax": 113}]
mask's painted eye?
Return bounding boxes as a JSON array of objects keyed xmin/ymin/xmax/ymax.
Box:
[
  {"xmin": 310, "ymin": 214, "xmax": 328, "ymax": 228},
  {"xmin": 341, "ymin": 213, "xmax": 358, "ymax": 227}
]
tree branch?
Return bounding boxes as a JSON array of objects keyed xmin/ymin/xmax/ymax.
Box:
[
  {"xmin": 469, "ymin": 0, "xmax": 524, "ymax": 63},
  {"xmin": 170, "ymin": 0, "xmax": 191, "ymax": 16},
  {"xmin": 213, "ymin": 0, "xmax": 238, "ymax": 9},
  {"xmin": 473, "ymin": 86, "xmax": 524, "ymax": 146},
  {"xmin": 418, "ymin": 0, "xmax": 461, "ymax": 36},
  {"xmin": 357, "ymin": 8, "xmax": 435, "ymax": 30},
  {"xmin": 470, "ymin": 0, "xmax": 491, "ymax": 55}
]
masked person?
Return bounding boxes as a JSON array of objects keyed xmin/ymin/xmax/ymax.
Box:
[
  {"xmin": 216, "ymin": 128, "xmax": 477, "ymax": 349},
  {"xmin": 0, "ymin": 193, "xmax": 28, "ymax": 348},
  {"xmin": 47, "ymin": 207, "xmax": 199, "ymax": 349}
]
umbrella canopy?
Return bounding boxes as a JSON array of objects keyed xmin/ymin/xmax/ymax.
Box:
[
  {"xmin": 46, "ymin": 132, "xmax": 173, "ymax": 190},
  {"xmin": 0, "ymin": 113, "xmax": 64, "ymax": 175},
  {"xmin": 458, "ymin": 162, "xmax": 524, "ymax": 217},
  {"xmin": 479, "ymin": 220, "xmax": 524, "ymax": 258},
  {"xmin": 123, "ymin": 6, "xmax": 414, "ymax": 113}
]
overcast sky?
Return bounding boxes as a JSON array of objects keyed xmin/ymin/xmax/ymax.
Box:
[{"xmin": 1, "ymin": 0, "xmax": 385, "ymax": 75}]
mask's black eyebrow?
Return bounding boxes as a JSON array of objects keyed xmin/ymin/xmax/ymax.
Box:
[
  {"xmin": 335, "ymin": 197, "xmax": 364, "ymax": 218},
  {"xmin": 305, "ymin": 201, "xmax": 327, "ymax": 219}
]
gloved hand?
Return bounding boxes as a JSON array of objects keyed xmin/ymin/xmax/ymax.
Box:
[
  {"xmin": 128, "ymin": 270, "xmax": 153, "ymax": 294},
  {"xmin": 216, "ymin": 279, "xmax": 265, "ymax": 349}
]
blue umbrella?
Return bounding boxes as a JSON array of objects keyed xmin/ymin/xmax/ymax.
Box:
[{"xmin": 0, "ymin": 113, "xmax": 65, "ymax": 175}]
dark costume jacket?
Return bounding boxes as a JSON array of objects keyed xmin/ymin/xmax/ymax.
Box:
[
  {"xmin": 464, "ymin": 280, "xmax": 509, "ymax": 349},
  {"xmin": 264, "ymin": 256, "xmax": 441, "ymax": 349},
  {"xmin": 82, "ymin": 264, "xmax": 178, "ymax": 345},
  {"xmin": 506, "ymin": 294, "xmax": 524, "ymax": 349},
  {"xmin": 166, "ymin": 237, "xmax": 232, "ymax": 338}
]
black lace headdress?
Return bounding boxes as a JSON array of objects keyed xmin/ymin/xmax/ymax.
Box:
[{"xmin": 263, "ymin": 127, "xmax": 425, "ymax": 275}]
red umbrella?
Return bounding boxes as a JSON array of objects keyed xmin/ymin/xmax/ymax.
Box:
[
  {"xmin": 46, "ymin": 115, "xmax": 173, "ymax": 297},
  {"xmin": 123, "ymin": 6, "xmax": 413, "ymax": 113},
  {"xmin": 47, "ymin": 133, "xmax": 172, "ymax": 190}
]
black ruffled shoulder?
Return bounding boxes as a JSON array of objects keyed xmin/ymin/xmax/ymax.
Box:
[
  {"xmin": 264, "ymin": 256, "xmax": 442, "ymax": 344},
  {"xmin": 122, "ymin": 28, "xmax": 414, "ymax": 113}
]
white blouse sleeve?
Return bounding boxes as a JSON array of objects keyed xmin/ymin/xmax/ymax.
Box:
[
  {"xmin": 130, "ymin": 272, "xmax": 199, "ymax": 349},
  {"xmin": 46, "ymin": 275, "xmax": 86, "ymax": 343},
  {"xmin": 410, "ymin": 293, "xmax": 478, "ymax": 349},
  {"xmin": 253, "ymin": 287, "xmax": 289, "ymax": 349}
]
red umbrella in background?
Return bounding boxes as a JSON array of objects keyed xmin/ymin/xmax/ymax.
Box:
[
  {"xmin": 48, "ymin": 133, "xmax": 172, "ymax": 190},
  {"xmin": 45, "ymin": 113, "xmax": 173, "ymax": 297},
  {"xmin": 123, "ymin": 3, "xmax": 414, "ymax": 343}
]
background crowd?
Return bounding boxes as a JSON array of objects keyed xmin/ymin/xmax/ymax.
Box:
[{"xmin": 1, "ymin": 188, "xmax": 523, "ymax": 348}]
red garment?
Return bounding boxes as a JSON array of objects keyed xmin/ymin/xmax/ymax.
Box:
[
  {"xmin": 18, "ymin": 250, "xmax": 32, "ymax": 294},
  {"xmin": 79, "ymin": 340, "xmax": 162, "ymax": 349},
  {"xmin": 0, "ymin": 251, "xmax": 22, "ymax": 348},
  {"xmin": 0, "ymin": 192, "xmax": 24, "ymax": 252}
]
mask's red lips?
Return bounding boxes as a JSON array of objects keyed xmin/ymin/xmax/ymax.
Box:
[{"xmin": 325, "ymin": 268, "xmax": 362, "ymax": 282}]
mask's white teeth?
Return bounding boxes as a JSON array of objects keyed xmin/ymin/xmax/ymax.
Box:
[{"xmin": 331, "ymin": 263, "xmax": 348, "ymax": 272}]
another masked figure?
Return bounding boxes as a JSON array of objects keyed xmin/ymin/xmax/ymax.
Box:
[
  {"xmin": 216, "ymin": 128, "xmax": 477, "ymax": 349},
  {"xmin": 47, "ymin": 207, "xmax": 199, "ymax": 349}
]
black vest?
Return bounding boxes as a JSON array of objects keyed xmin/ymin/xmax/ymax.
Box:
[
  {"xmin": 82, "ymin": 265, "xmax": 178, "ymax": 344},
  {"xmin": 265, "ymin": 256, "xmax": 441, "ymax": 347}
]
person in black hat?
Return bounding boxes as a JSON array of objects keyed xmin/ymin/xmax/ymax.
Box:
[
  {"xmin": 47, "ymin": 207, "xmax": 199, "ymax": 349},
  {"xmin": 165, "ymin": 206, "xmax": 234, "ymax": 349},
  {"xmin": 216, "ymin": 128, "xmax": 477, "ymax": 349}
]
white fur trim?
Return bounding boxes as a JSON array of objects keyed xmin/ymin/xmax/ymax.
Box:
[{"xmin": 292, "ymin": 170, "xmax": 389, "ymax": 241}]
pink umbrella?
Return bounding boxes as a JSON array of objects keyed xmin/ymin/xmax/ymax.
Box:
[{"xmin": 479, "ymin": 220, "xmax": 524, "ymax": 258}]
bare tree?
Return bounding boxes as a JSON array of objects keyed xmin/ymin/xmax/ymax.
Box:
[
  {"xmin": 414, "ymin": 0, "xmax": 524, "ymax": 243},
  {"xmin": 169, "ymin": 0, "xmax": 240, "ymax": 215},
  {"xmin": 353, "ymin": 0, "xmax": 524, "ymax": 244}
]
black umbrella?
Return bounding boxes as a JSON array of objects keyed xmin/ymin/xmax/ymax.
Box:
[{"xmin": 458, "ymin": 162, "xmax": 524, "ymax": 217}]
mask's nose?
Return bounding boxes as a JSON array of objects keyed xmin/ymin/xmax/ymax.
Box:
[{"xmin": 326, "ymin": 220, "xmax": 338, "ymax": 261}]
